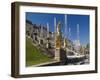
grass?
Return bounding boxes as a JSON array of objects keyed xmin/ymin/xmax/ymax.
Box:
[{"xmin": 26, "ymin": 37, "xmax": 53, "ymax": 67}]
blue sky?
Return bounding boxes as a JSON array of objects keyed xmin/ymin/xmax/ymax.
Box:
[{"xmin": 26, "ymin": 12, "xmax": 89, "ymax": 46}]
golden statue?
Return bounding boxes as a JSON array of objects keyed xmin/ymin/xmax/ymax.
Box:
[{"xmin": 56, "ymin": 21, "xmax": 62, "ymax": 49}]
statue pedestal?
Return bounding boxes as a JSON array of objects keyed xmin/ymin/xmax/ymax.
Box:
[
  {"xmin": 55, "ymin": 49, "xmax": 60, "ymax": 62},
  {"xmin": 55, "ymin": 48, "xmax": 67, "ymax": 64}
]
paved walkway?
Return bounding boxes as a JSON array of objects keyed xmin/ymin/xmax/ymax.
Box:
[{"xmin": 29, "ymin": 60, "xmax": 60, "ymax": 67}]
